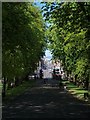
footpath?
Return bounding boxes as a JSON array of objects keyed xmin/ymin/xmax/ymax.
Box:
[{"xmin": 2, "ymin": 79, "xmax": 90, "ymax": 119}]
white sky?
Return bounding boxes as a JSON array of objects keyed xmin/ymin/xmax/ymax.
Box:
[{"xmin": 45, "ymin": 50, "xmax": 52, "ymax": 60}]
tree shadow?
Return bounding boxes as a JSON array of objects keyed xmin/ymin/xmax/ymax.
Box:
[{"xmin": 2, "ymin": 79, "xmax": 90, "ymax": 118}]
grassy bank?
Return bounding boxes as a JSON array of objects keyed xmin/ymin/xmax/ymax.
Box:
[
  {"xmin": 3, "ymin": 80, "xmax": 36, "ymax": 104},
  {"xmin": 62, "ymin": 80, "xmax": 90, "ymax": 103}
]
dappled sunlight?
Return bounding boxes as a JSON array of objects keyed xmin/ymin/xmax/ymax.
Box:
[
  {"xmin": 45, "ymin": 101, "xmax": 56, "ymax": 108},
  {"xmin": 3, "ymin": 78, "xmax": 90, "ymax": 118},
  {"xmin": 2, "ymin": 1, "xmax": 90, "ymax": 119}
]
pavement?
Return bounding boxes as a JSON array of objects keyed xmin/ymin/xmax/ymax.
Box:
[{"xmin": 2, "ymin": 78, "xmax": 90, "ymax": 119}]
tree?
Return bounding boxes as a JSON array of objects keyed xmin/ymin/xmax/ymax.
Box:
[
  {"xmin": 2, "ymin": 2, "xmax": 46, "ymax": 95},
  {"xmin": 42, "ymin": 2, "xmax": 90, "ymax": 86}
]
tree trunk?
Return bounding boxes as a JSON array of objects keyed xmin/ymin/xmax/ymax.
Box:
[
  {"xmin": 15, "ymin": 77, "xmax": 20, "ymax": 86},
  {"xmin": 2, "ymin": 77, "xmax": 6, "ymax": 97},
  {"xmin": 83, "ymin": 73, "xmax": 89, "ymax": 90},
  {"xmin": 74, "ymin": 74, "xmax": 78, "ymax": 85}
]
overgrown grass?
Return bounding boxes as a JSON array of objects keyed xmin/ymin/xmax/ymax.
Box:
[
  {"xmin": 62, "ymin": 80, "xmax": 90, "ymax": 103},
  {"xmin": 3, "ymin": 80, "xmax": 36, "ymax": 103}
]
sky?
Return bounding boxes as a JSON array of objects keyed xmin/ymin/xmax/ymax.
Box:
[
  {"xmin": 34, "ymin": 1, "xmax": 45, "ymax": 9},
  {"xmin": 45, "ymin": 50, "xmax": 52, "ymax": 60},
  {"xmin": 35, "ymin": 2, "xmax": 52, "ymax": 60}
]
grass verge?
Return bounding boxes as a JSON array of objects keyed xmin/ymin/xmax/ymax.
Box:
[
  {"xmin": 2, "ymin": 80, "xmax": 36, "ymax": 104},
  {"xmin": 62, "ymin": 80, "xmax": 90, "ymax": 103}
]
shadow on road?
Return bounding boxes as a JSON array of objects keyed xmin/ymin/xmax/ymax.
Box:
[{"xmin": 2, "ymin": 78, "xmax": 90, "ymax": 119}]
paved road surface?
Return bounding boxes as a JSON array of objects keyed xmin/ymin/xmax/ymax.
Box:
[{"xmin": 2, "ymin": 79, "xmax": 90, "ymax": 119}]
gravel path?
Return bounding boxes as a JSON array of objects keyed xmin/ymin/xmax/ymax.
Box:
[{"xmin": 2, "ymin": 79, "xmax": 90, "ymax": 119}]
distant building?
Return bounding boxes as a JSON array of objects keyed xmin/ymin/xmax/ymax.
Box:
[{"xmin": 52, "ymin": 59, "xmax": 61, "ymax": 69}]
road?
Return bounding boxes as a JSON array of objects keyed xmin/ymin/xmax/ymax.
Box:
[{"xmin": 2, "ymin": 79, "xmax": 90, "ymax": 119}]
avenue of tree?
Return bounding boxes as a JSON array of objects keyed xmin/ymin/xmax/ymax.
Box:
[
  {"xmin": 42, "ymin": 2, "xmax": 90, "ymax": 88},
  {"xmin": 2, "ymin": 2, "xmax": 90, "ymax": 97},
  {"xmin": 2, "ymin": 2, "xmax": 46, "ymax": 96}
]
